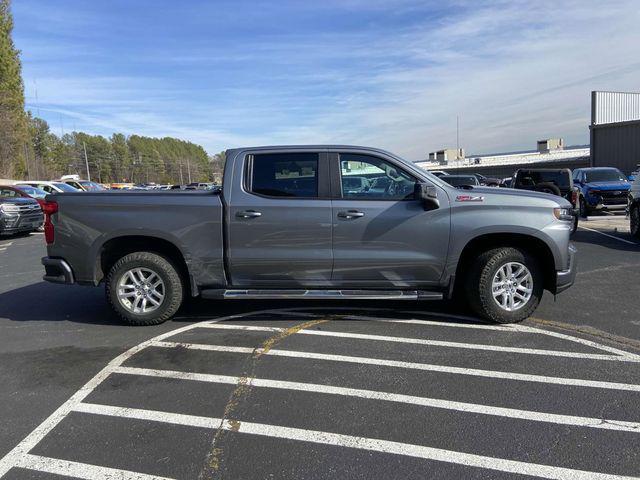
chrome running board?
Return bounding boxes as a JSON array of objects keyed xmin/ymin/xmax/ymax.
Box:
[{"xmin": 200, "ymin": 289, "xmax": 443, "ymax": 301}]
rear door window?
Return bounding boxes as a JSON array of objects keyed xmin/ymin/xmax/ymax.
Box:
[{"xmin": 249, "ymin": 153, "xmax": 319, "ymax": 198}]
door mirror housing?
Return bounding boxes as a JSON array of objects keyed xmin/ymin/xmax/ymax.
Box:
[{"xmin": 415, "ymin": 183, "xmax": 440, "ymax": 210}]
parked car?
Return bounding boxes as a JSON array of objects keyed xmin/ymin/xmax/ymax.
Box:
[
  {"xmin": 429, "ymin": 170, "xmax": 449, "ymax": 177},
  {"xmin": 0, "ymin": 186, "xmax": 44, "ymax": 236},
  {"xmin": 41, "ymin": 145, "xmax": 576, "ymax": 326},
  {"xmin": 572, "ymin": 167, "xmax": 630, "ymax": 217},
  {"xmin": 471, "ymin": 173, "xmax": 501, "ymax": 187},
  {"xmin": 628, "ymin": 175, "xmax": 640, "ymax": 239},
  {"xmin": 61, "ymin": 179, "xmax": 108, "ymax": 191},
  {"xmin": 441, "ymin": 174, "xmax": 480, "ymax": 188},
  {"xmin": 512, "ymin": 168, "xmax": 579, "ymax": 233},
  {"xmin": 13, "ymin": 180, "xmax": 80, "ymax": 194}
]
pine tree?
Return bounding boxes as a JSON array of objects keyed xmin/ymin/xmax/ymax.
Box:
[{"xmin": 0, "ymin": 0, "xmax": 27, "ymax": 179}]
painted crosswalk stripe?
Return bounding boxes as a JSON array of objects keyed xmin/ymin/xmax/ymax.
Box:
[
  {"xmin": 151, "ymin": 341, "xmax": 640, "ymax": 392},
  {"xmin": 197, "ymin": 324, "xmax": 638, "ymax": 362},
  {"xmin": 13, "ymin": 453, "xmax": 173, "ymax": 480},
  {"xmin": 73, "ymin": 403, "xmax": 639, "ymax": 480},
  {"xmin": 114, "ymin": 366, "xmax": 640, "ymax": 433}
]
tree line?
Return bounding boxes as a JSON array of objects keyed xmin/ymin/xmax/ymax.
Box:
[
  {"xmin": 26, "ymin": 114, "xmax": 224, "ymax": 184},
  {"xmin": 0, "ymin": 0, "xmax": 225, "ymax": 185}
]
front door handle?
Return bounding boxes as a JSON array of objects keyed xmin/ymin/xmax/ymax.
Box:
[
  {"xmin": 337, "ymin": 210, "xmax": 365, "ymax": 219},
  {"xmin": 236, "ymin": 210, "xmax": 262, "ymax": 219}
]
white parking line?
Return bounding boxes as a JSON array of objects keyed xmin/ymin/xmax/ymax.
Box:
[
  {"xmin": 3, "ymin": 308, "xmax": 640, "ymax": 479},
  {"xmin": 0, "ymin": 318, "xmax": 216, "ymax": 478},
  {"xmin": 342, "ymin": 315, "xmax": 640, "ymax": 359},
  {"xmin": 151, "ymin": 341, "xmax": 640, "ymax": 392},
  {"xmin": 114, "ymin": 366, "xmax": 640, "ymax": 433},
  {"xmin": 199, "ymin": 324, "xmax": 638, "ymax": 362},
  {"xmin": 269, "ymin": 308, "xmax": 640, "ymax": 360},
  {"xmin": 73, "ymin": 402, "xmax": 639, "ymax": 480},
  {"xmin": 579, "ymin": 225, "xmax": 639, "ymax": 245},
  {"xmin": 13, "ymin": 453, "xmax": 172, "ymax": 480}
]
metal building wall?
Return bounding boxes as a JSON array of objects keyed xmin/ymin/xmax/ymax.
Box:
[
  {"xmin": 590, "ymin": 91, "xmax": 640, "ymax": 174},
  {"xmin": 592, "ymin": 91, "xmax": 640, "ymax": 125},
  {"xmin": 591, "ymin": 120, "xmax": 640, "ymax": 174}
]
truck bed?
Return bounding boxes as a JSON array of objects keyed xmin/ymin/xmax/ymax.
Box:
[{"xmin": 46, "ymin": 190, "xmax": 225, "ymax": 291}]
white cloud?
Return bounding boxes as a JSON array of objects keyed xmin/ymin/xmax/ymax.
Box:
[{"xmin": 17, "ymin": 0, "xmax": 640, "ymax": 159}]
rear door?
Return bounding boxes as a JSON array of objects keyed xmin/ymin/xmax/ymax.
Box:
[
  {"xmin": 330, "ymin": 152, "xmax": 450, "ymax": 287},
  {"xmin": 226, "ymin": 150, "xmax": 333, "ymax": 287}
]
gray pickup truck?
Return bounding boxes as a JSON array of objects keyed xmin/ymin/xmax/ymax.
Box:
[{"xmin": 41, "ymin": 146, "xmax": 576, "ymax": 325}]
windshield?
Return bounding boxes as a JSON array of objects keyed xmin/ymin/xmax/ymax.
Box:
[
  {"xmin": 53, "ymin": 182, "xmax": 80, "ymax": 192},
  {"xmin": 15, "ymin": 185, "xmax": 47, "ymax": 198},
  {"xmin": 0, "ymin": 187, "xmax": 20, "ymax": 198},
  {"xmin": 443, "ymin": 176, "xmax": 478, "ymax": 186},
  {"xmin": 585, "ymin": 169, "xmax": 626, "ymax": 183},
  {"xmin": 79, "ymin": 181, "xmax": 106, "ymax": 191}
]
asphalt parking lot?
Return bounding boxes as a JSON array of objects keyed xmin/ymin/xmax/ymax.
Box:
[{"xmin": 0, "ymin": 219, "xmax": 638, "ymax": 479}]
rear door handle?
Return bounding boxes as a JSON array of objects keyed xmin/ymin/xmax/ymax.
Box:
[
  {"xmin": 337, "ymin": 210, "xmax": 365, "ymax": 219},
  {"xmin": 236, "ymin": 210, "xmax": 262, "ymax": 219}
]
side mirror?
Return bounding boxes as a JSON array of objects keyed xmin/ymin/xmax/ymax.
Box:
[{"xmin": 415, "ymin": 183, "xmax": 439, "ymax": 210}]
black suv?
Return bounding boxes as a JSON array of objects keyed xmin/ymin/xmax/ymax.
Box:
[
  {"xmin": 0, "ymin": 186, "xmax": 43, "ymax": 236},
  {"xmin": 512, "ymin": 168, "xmax": 579, "ymax": 233}
]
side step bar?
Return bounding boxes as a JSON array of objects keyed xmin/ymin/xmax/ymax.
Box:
[{"xmin": 200, "ymin": 289, "xmax": 443, "ymax": 301}]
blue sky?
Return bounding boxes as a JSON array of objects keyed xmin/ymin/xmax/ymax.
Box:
[{"xmin": 12, "ymin": 0, "xmax": 640, "ymax": 159}]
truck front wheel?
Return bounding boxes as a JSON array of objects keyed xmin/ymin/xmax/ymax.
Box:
[
  {"xmin": 106, "ymin": 251, "xmax": 183, "ymax": 326},
  {"xmin": 466, "ymin": 247, "xmax": 543, "ymax": 324}
]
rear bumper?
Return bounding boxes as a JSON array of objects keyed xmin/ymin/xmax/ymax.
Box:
[
  {"xmin": 555, "ymin": 243, "xmax": 577, "ymax": 294},
  {"xmin": 42, "ymin": 257, "xmax": 75, "ymax": 284}
]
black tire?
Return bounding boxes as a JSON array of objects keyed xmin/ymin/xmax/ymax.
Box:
[
  {"xmin": 106, "ymin": 251, "xmax": 183, "ymax": 326},
  {"xmin": 579, "ymin": 196, "xmax": 590, "ymax": 218},
  {"xmin": 631, "ymin": 204, "xmax": 640, "ymax": 239},
  {"xmin": 534, "ymin": 182, "xmax": 561, "ymax": 196},
  {"xmin": 465, "ymin": 247, "xmax": 543, "ymax": 324}
]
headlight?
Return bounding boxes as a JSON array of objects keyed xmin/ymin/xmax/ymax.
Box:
[
  {"xmin": 553, "ymin": 207, "xmax": 573, "ymax": 221},
  {"xmin": 0, "ymin": 204, "xmax": 20, "ymax": 214}
]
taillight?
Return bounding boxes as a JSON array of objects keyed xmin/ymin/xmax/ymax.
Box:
[{"xmin": 41, "ymin": 201, "xmax": 58, "ymax": 245}]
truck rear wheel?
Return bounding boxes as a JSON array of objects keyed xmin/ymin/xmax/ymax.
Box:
[
  {"xmin": 631, "ymin": 204, "xmax": 640, "ymax": 239},
  {"xmin": 106, "ymin": 251, "xmax": 183, "ymax": 326},
  {"xmin": 466, "ymin": 247, "xmax": 543, "ymax": 324}
]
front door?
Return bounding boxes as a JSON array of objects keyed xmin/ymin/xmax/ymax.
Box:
[
  {"xmin": 227, "ymin": 151, "xmax": 333, "ymax": 287},
  {"xmin": 330, "ymin": 152, "xmax": 450, "ymax": 287}
]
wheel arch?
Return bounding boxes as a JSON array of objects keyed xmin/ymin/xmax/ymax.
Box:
[
  {"xmin": 453, "ymin": 232, "xmax": 557, "ymax": 294},
  {"xmin": 96, "ymin": 235, "xmax": 195, "ymax": 295}
]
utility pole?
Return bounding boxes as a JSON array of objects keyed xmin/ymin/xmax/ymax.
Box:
[
  {"xmin": 179, "ymin": 163, "xmax": 184, "ymax": 185},
  {"xmin": 456, "ymin": 116, "xmax": 459, "ymax": 154},
  {"xmin": 83, "ymin": 142, "xmax": 91, "ymax": 181},
  {"xmin": 23, "ymin": 143, "xmax": 30, "ymax": 179},
  {"xmin": 186, "ymin": 158, "xmax": 192, "ymax": 183}
]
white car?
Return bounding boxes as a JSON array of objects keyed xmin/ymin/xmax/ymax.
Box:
[{"xmin": 13, "ymin": 181, "xmax": 80, "ymax": 194}]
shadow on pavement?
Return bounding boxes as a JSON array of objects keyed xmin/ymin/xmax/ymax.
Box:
[
  {"xmin": 0, "ymin": 281, "xmax": 116, "ymax": 325},
  {"xmin": 573, "ymin": 228, "xmax": 639, "ymax": 251},
  {"xmin": 0, "ymin": 280, "xmax": 480, "ymax": 326}
]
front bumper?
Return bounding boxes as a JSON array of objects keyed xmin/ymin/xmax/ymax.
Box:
[
  {"xmin": 0, "ymin": 214, "xmax": 44, "ymax": 235},
  {"xmin": 555, "ymin": 243, "xmax": 577, "ymax": 294},
  {"xmin": 42, "ymin": 257, "xmax": 75, "ymax": 284}
]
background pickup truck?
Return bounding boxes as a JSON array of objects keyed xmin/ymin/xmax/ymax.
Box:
[
  {"xmin": 511, "ymin": 168, "xmax": 579, "ymax": 233},
  {"xmin": 572, "ymin": 167, "xmax": 631, "ymax": 217},
  {"xmin": 41, "ymin": 145, "xmax": 577, "ymax": 325}
]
